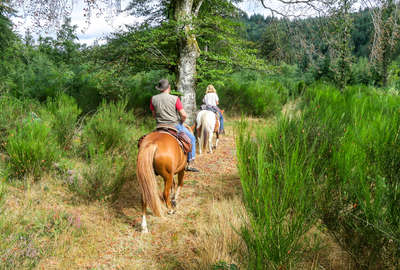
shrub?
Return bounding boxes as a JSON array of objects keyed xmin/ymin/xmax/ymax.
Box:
[
  {"xmin": 43, "ymin": 94, "xmax": 81, "ymax": 148},
  {"xmin": 124, "ymin": 70, "xmax": 175, "ymax": 112},
  {"xmin": 296, "ymin": 85, "xmax": 399, "ymax": 267},
  {"xmin": 216, "ymin": 72, "xmax": 286, "ymax": 117},
  {"xmin": 349, "ymin": 57, "xmax": 374, "ymax": 85},
  {"xmin": 5, "ymin": 119, "xmax": 59, "ymax": 179},
  {"xmin": 65, "ymin": 63, "xmax": 103, "ymax": 114},
  {"xmin": 237, "ymin": 119, "xmax": 318, "ymax": 268},
  {"xmin": 0, "ymin": 96, "xmax": 40, "ymax": 150},
  {"xmin": 237, "ymin": 84, "xmax": 400, "ymax": 268},
  {"xmin": 81, "ymin": 100, "xmax": 135, "ymax": 156},
  {"xmin": 6, "ymin": 50, "xmax": 69, "ymax": 101},
  {"xmin": 68, "ymin": 150, "xmax": 127, "ymax": 201}
]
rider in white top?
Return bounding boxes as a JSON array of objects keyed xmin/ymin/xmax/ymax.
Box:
[
  {"xmin": 202, "ymin": 85, "xmax": 224, "ymax": 134},
  {"xmin": 203, "ymin": 92, "xmax": 219, "ymax": 107}
]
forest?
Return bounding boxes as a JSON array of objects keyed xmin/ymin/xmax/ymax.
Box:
[{"xmin": 0, "ymin": 0, "xmax": 399, "ymax": 269}]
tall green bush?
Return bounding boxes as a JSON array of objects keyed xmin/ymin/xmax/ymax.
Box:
[
  {"xmin": 215, "ymin": 72, "xmax": 286, "ymax": 116},
  {"xmin": 237, "ymin": 119, "xmax": 319, "ymax": 269},
  {"xmin": 124, "ymin": 70, "xmax": 175, "ymax": 112},
  {"xmin": 68, "ymin": 149, "xmax": 126, "ymax": 201},
  {"xmin": 43, "ymin": 94, "xmax": 81, "ymax": 148},
  {"xmin": 0, "ymin": 96, "xmax": 40, "ymax": 150},
  {"xmin": 5, "ymin": 119, "xmax": 59, "ymax": 179},
  {"xmin": 237, "ymin": 84, "xmax": 400, "ymax": 268},
  {"xmin": 81, "ymin": 100, "xmax": 135, "ymax": 157}
]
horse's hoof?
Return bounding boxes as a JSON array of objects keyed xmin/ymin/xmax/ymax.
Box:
[
  {"xmin": 167, "ymin": 209, "xmax": 176, "ymax": 215},
  {"xmin": 171, "ymin": 199, "xmax": 177, "ymax": 208}
]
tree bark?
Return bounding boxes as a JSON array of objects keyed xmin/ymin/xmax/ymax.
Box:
[{"xmin": 174, "ymin": 0, "xmax": 201, "ymax": 125}]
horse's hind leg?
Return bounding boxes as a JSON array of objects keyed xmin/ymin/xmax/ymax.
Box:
[
  {"xmin": 172, "ymin": 170, "xmax": 184, "ymax": 208},
  {"xmin": 198, "ymin": 126, "xmax": 203, "ymax": 155},
  {"xmin": 141, "ymin": 196, "xmax": 149, "ymax": 233},
  {"xmin": 162, "ymin": 173, "xmax": 175, "ymax": 214},
  {"xmin": 209, "ymin": 131, "xmax": 213, "ymax": 153},
  {"xmin": 215, "ymin": 132, "xmax": 219, "ymax": 149}
]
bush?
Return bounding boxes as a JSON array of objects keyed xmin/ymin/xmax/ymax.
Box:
[
  {"xmin": 124, "ymin": 70, "xmax": 175, "ymax": 112},
  {"xmin": 5, "ymin": 50, "xmax": 70, "ymax": 101},
  {"xmin": 0, "ymin": 96, "xmax": 40, "ymax": 150},
  {"xmin": 237, "ymin": 84, "xmax": 400, "ymax": 268},
  {"xmin": 81, "ymin": 100, "xmax": 135, "ymax": 156},
  {"xmin": 66, "ymin": 64, "xmax": 103, "ymax": 114},
  {"xmin": 215, "ymin": 71, "xmax": 287, "ymax": 117},
  {"xmin": 68, "ymin": 150, "xmax": 127, "ymax": 201},
  {"xmin": 43, "ymin": 94, "xmax": 81, "ymax": 148},
  {"xmin": 5, "ymin": 119, "xmax": 59, "ymax": 179},
  {"xmin": 349, "ymin": 57, "xmax": 375, "ymax": 85},
  {"xmin": 237, "ymin": 119, "xmax": 318, "ymax": 268}
]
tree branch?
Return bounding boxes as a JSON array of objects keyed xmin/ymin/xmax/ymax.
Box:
[
  {"xmin": 194, "ymin": 0, "xmax": 204, "ymax": 17},
  {"xmin": 260, "ymin": 0, "xmax": 328, "ymax": 17}
]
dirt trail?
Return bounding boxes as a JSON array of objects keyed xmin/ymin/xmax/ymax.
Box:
[{"xmin": 38, "ymin": 124, "xmax": 243, "ymax": 269}]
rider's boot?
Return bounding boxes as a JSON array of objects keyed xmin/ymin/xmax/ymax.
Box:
[{"xmin": 186, "ymin": 160, "xmax": 200, "ymax": 172}]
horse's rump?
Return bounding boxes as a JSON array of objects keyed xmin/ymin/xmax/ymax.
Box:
[
  {"xmin": 137, "ymin": 132, "xmax": 187, "ymax": 217},
  {"xmin": 196, "ymin": 110, "xmax": 218, "ymax": 153}
]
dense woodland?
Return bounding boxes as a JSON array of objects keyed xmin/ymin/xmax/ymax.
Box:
[{"xmin": 0, "ymin": 0, "xmax": 400, "ymax": 269}]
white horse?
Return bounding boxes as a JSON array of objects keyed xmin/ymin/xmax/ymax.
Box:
[{"xmin": 195, "ymin": 110, "xmax": 220, "ymax": 154}]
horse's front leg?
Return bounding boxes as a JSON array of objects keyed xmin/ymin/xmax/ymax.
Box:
[
  {"xmin": 172, "ymin": 170, "xmax": 184, "ymax": 208},
  {"xmin": 163, "ymin": 174, "xmax": 175, "ymax": 215}
]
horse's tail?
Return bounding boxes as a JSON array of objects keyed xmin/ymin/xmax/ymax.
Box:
[{"xmin": 136, "ymin": 144, "xmax": 163, "ymax": 217}]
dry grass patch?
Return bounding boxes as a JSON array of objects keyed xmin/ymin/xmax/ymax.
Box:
[{"xmin": 186, "ymin": 197, "xmax": 246, "ymax": 269}]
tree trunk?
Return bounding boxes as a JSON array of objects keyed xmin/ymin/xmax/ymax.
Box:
[{"xmin": 174, "ymin": 0, "xmax": 200, "ymax": 125}]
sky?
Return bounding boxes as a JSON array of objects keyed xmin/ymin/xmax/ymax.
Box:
[{"xmin": 12, "ymin": 0, "xmax": 308, "ymax": 45}]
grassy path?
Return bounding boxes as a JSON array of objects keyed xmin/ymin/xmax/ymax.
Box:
[{"xmin": 36, "ymin": 123, "xmax": 244, "ymax": 269}]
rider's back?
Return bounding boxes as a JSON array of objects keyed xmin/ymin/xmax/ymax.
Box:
[{"xmin": 151, "ymin": 92, "xmax": 180, "ymax": 127}]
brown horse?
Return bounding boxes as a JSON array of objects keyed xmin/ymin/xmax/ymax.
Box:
[{"xmin": 136, "ymin": 128, "xmax": 190, "ymax": 233}]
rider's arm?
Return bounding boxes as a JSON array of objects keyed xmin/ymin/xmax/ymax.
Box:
[
  {"xmin": 176, "ymin": 97, "xmax": 186, "ymax": 123},
  {"xmin": 179, "ymin": 109, "xmax": 187, "ymax": 123}
]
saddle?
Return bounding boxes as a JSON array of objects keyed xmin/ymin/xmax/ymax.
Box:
[
  {"xmin": 137, "ymin": 125, "xmax": 192, "ymax": 154},
  {"xmin": 200, "ymin": 104, "xmax": 219, "ymax": 114}
]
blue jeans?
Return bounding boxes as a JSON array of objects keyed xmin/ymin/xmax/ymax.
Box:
[
  {"xmin": 175, "ymin": 123, "xmax": 196, "ymax": 162},
  {"xmin": 218, "ymin": 111, "xmax": 224, "ymax": 132}
]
